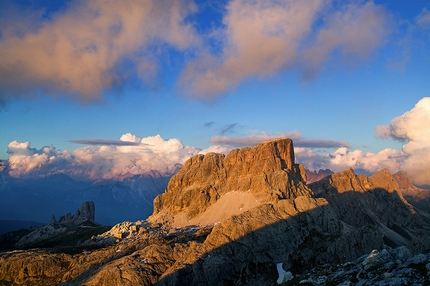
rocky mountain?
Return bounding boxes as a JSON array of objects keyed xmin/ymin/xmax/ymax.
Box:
[
  {"xmin": 52, "ymin": 201, "xmax": 95, "ymax": 226},
  {"xmin": 0, "ymin": 201, "xmax": 109, "ymax": 253},
  {"xmin": 309, "ymin": 168, "xmax": 430, "ymax": 257},
  {"xmin": 305, "ymin": 168, "xmax": 334, "ymax": 184},
  {"xmin": 0, "ymin": 138, "xmax": 429, "ymax": 285},
  {"xmin": 393, "ymin": 170, "xmax": 430, "ymax": 212}
]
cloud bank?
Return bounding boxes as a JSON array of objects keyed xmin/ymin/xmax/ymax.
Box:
[
  {"xmin": 5, "ymin": 99, "xmax": 429, "ymax": 185},
  {"xmin": 295, "ymin": 147, "xmax": 405, "ymax": 176},
  {"xmin": 375, "ymin": 97, "xmax": 430, "ymax": 185},
  {"xmin": 0, "ymin": 0, "xmax": 391, "ymax": 103},
  {"xmin": 7, "ymin": 134, "xmax": 201, "ymax": 179}
]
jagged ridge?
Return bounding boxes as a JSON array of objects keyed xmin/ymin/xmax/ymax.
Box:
[{"xmin": 1, "ymin": 138, "xmax": 430, "ymax": 286}]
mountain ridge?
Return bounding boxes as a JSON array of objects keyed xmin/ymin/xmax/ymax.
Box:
[{"xmin": 1, "ymin": 138, "xmax": 429, "ymax": 285}]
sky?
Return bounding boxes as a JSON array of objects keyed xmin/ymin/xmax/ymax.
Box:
[{"xmin": 0, "ymin": 0, "xmax": 429, "ymax": 186}]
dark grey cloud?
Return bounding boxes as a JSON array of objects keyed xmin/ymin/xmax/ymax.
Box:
[
  {"xmin": 219, "ymin": 123, "xmax": 237, "ymax": 135},
  {"xmin": 294, "ymin": 139, "xmax": 350, "ymax": 149},
  {"xmin": 210, "ymin": 134, "xmax": 350, "ymax": 149},
  {"xmin": 204, "ymin": 121, "xmax": 214, "ymax": 128}
]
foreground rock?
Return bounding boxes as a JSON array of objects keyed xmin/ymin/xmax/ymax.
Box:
[
  {"xmin": 1, "ymin": 138, "xmax": 430, "ymax": 285},
  {"xmin": 281, "ymin": 246, "xmax": 430, "ymax": 285}
]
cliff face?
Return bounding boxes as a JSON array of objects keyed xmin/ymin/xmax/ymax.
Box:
[
  {"xmin": 393, "ymin": 170, "xmax": 430, "ymax": 211},
  {"xmin": 151, "ymin": 138, "xmax": 309, "ymax": 226},
  {"xmin": 305, "ymin": 168, "xmax": 334, "ymax": 184},
  {"xmin": 310, "ymin": 168, "xmax": 430, "ymax": 254},
  {"xmin": 55, "ymin": 201, "xmax": 95, "ymax": 226}
]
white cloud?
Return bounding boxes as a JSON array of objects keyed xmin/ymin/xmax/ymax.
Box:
[
  {"xmin": 7, "ymin": 134, "xmax": 201, "ymax": 179},
  {"xmin": 375, "ymin": 97, "xmax": 430, "ymax": 185},
  {"xmin": 295, "ymin": 146, "xmax": 405, "ymax": 175},
  {"xmin": 199, "ymin": 145, "xmax": 231, "ymax": 155}
]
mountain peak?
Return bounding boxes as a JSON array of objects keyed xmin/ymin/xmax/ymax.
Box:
[{"xmin": 150, "ymin": 137, "xmax": 309, "ymax": 227}]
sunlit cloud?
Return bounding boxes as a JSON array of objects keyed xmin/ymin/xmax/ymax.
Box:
[
  {"xmin": 375, "ymin": 97, "xmax": 430, "ymax": 185},
  {"xmin": 7, "ymin": 134, "xmax": 200, "ymax": 179},
  {"xmin": 0, "ymin": 0, "xmax": 199, "ymax": 104},
  {"xmin": 179, "ymin": 0, "xmax": 390, "ymax": 98},
  {"xmin": 416, "ymin": 8, "xmax": 430, "ymax": 29},
  {"xmin": 295, "ymin": 147, "xmax": 405, "ymax": 175}
]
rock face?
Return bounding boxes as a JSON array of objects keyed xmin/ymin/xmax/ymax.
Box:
[
  {"xmin": 285, "ymin": 246, "xmax": 430, "ymax": 285},
  {"xmin": 1, "ymin": 138, "xmax": 430, "ymax": 286},
  {"xmin": 53, "ymin": 201, "xmax": 95, "ymax": 226},
  {"xmin": 393, "ymin": 170, "xmax": 430, "ymax": 211},
  {"xmin": 150, "ymin": 138, "xmax": 309, "ymax": 226},
  {"xmin": 309, "ymin": 168, "xmax": 430, "ymax": 255},
  {"xmin": 305, "ymin": 168, "xmax": 334, "ymax": 184}
]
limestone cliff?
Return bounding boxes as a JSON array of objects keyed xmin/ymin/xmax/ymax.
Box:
[{"xmin": 150, "ymin": 138, "xmax": 310, "ymax": 226}]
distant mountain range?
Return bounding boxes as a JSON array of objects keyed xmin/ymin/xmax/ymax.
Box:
[{"xmin": 0, "ymin": 165, "xmax": 172, "ymax": 228}]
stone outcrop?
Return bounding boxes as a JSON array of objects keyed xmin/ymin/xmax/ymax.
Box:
[
  {"xmin": 286, "ymin": 246, "xmax": 430, "ymax": 285},
  {"xmin": 52, "ymin": 201, "xmax": 95, "ymax": 226},
  {"xmin": 150, "ymin": 138, "xmax": 310, "ymax": 226},
  {"xmin": 305, "ymin": 168, "xmax": 334, "ymax": 184},
  {"xmin": 3, "ymin": 201, "xmax": 97, "ymax": 249},
  {"xmin": 393, "ymin": 170, "xmax": 430, "ymax": 211}
]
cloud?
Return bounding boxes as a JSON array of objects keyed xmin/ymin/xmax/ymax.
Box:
[
  {"xmin": 375, "ymin": 97, "xmax": 430, "ymax": 185},
  {"xmin": 0, "ymin": 0, "xmax": 393, "ymax": 102},
  {"xmin": 210, "ymin": 132, "xmax": 350, "ymax": 149},
  {"xmin": 179, "ymin": 0, "xmax": 390, "ymax": 98},
  {"xmin": 219, "ymin": 123, "xmax": 237, "ymax": 135},
  {"xmin": 300, "ymin": 1, "xmax": 390, "ymax": 80},
  {"xmin": 0, "ymin": 0, "xmax": 199, "ymax": 104},
  {"xmin": 204, "ymin": 121, "xmax": 214, "ymax": 128},
  {"xmin": 416, "ymin": 8, "xmax": 430, "ymax": 29},
  {"xmin": 199, "ymin": 145, "xmax": 231, "ymax": 155},
  {"xmin": 70, "ymin": 139, "xmax": 141, "ymax": 146},
  {"xmin": 7, "ymin": 134, "xmax": 201, "ymax": 179},
  {"xmin": 295, "ymin": 146, "xmax": 406, "ymax": 176}
]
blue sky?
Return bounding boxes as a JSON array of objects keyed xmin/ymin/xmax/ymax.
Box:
[{"xmin": 1, "ymin": 0, "xmax": 429, "ymax": 185}]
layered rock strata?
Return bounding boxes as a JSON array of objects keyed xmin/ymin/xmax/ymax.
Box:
[{"xmin": 150, "ymin": 138, "xmax": 309, "ymax": 226}]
